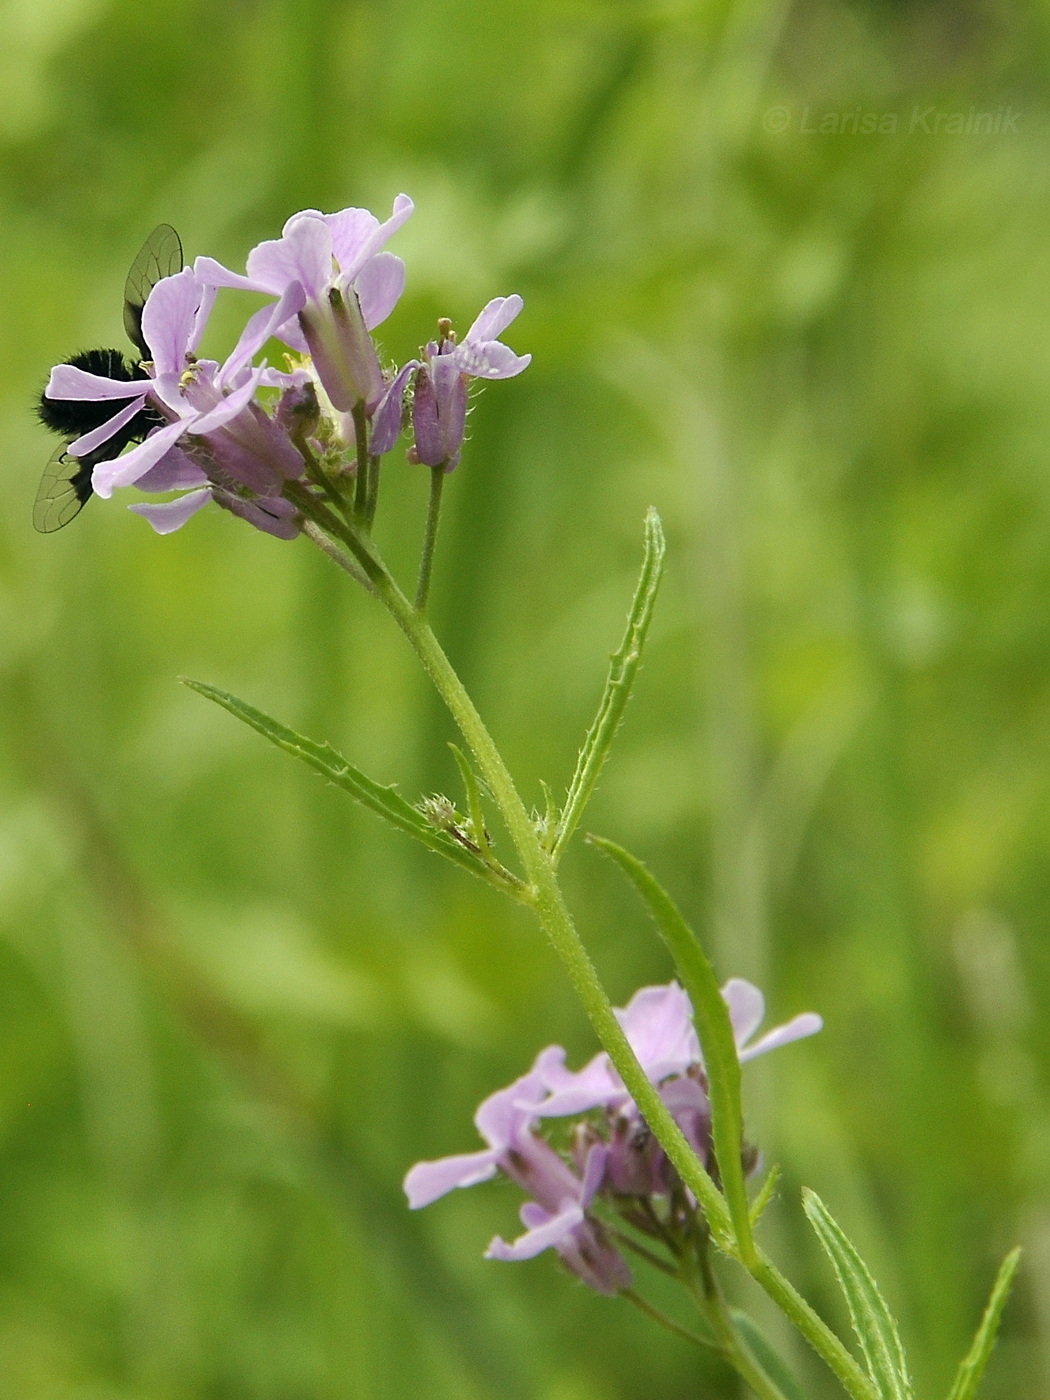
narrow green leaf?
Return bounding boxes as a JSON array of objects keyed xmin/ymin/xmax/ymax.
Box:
[
  {"xmin": 730, "ymin": 1309, "xmax": 810, "ymax": 1400},
  {"xmin": 586, "ymin": 835, "xmax": 753, "ymax": 1257},
  {"xmin": 802, "ymin": 1190, "xmax": 913, "ymax": 1400},
  {"xmin": 551, "ymin": 507, "xmax": 665, "ymax": 861},
  {"xmin": 945, "ymin": 1247, "xmax": 1021, "ymax": 1400},
  {"xmin": 183, "ymin": 679, "xmax": 519, "ymax": 894},
  {"xmin": 448, "ymin": 743, "xmax": 490, "ymax": 855},
  {"xmin": 749, "ymin": 1164, "xmax": 782, "ymax": 1228}
]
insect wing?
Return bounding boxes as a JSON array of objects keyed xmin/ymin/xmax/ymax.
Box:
[
  {"xmin": 123, "ymin": 223, "xmax": 184, "ymax": 361},
  {"xmin": 33, "ymin": 444, "xmax": 93, "ymax": 534}
]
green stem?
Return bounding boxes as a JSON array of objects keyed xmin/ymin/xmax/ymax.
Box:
[
  {"xmin": 751, "ymin": 1250, "xmax": 876, "ymax": 1400},
  {"xmin": 415, "ymin": 465, "xmax": 446, "ymax": 612},
  {"xmin": 301, "ymin": 520, "xmax": 373, "ymax": 592},
  {"xmin": 365, "ymin": 453, "xmax": 381, "ymax": 526},
  {"xmin": 352, "ymin": 402, "xmax": 370, "ymax": 520}
]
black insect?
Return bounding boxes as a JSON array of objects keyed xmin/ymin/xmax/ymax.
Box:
[{"xmin": 35, "ymin": 224, "xmax": 184, "ymax": 533}]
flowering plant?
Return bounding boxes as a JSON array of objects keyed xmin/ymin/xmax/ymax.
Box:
[
  {"xmin": 38, "ymin": 198, "xmax": 1019, "ymax": 1400},
  {"xmin": 406, "ymin": 979, "xmax": 821, "ymax": 1300}
]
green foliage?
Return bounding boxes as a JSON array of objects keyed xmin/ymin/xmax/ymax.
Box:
[
  {"xmin": 551, "ymin": 506, "xmax": 665, "ymax": 860},
  {"xmin": 945, "ymin": 1249, "xmax": 1022, "ymax": 1400},
  {"xmin": 183, "ymin": 678, "xmax": 525, "ymax": 897},
  {"xmin": 803, "ymin": 1190, "xmax": 913, "ymax": 1400}
]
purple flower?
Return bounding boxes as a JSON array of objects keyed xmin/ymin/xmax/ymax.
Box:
[
  {"xmin": 404, "ymin": 978, "xmax": 820, "ymax": 1293},
  {"xmin": 484, "ymin": 1139, "xmax": 631, "ymax": 1296},
  {"xmin": 404, "ymin": 1063, "xmax": 548, "ymax": 1209},
  {"xmin": 43, "ymin": 267, "xmax": 308, "ymax": 537},
  {"xmin": 195, "ymin": 195, "xmax": 413, "ymax": 414},
  {"xmin": 404, "ymin": 1057, "xmax": 631, "ymax": 1295},
  {"xmin": 409, "ymin": 298, "xmax": 531, "ymax": 471},
  {"xmin": 722, "ymin": 978, "xmax": 824, "ymax": 1062}
]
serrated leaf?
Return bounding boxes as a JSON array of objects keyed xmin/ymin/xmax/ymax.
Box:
[
  {"xmin": 945, "ymin": 1247, "xmax": 1021, "ymax": 1400},
  {"xmin": 551, "ymin": 507, "xmax": 665, "ymax": 861},
  {"xmin": 586, "ymin": 836, "xmax": 753, "ymax": 1256},
  {"xmin": 182, "ymin": 679, "xmax": 517, "ymax": 893},
  {"xmin": 802, "ymin": 1190, "xmax": 913, "ymax": 1400}
]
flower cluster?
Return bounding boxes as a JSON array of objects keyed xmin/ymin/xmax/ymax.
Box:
[
  {"xmin": 405, "ymin": 980, "xmax": 821, "ymax": 1294},
  {"xmin": 42, "ymin": 197, "xmax": 530, "ymax": 536}
]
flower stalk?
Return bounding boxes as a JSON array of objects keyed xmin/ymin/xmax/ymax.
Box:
[{"xmin": 415, "ymin": 465, "xmax": 446, "ymax": 612}]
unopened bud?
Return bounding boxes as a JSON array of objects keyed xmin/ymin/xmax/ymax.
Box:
[{"xmin": 420, "ymin": 794, "xmax": 460, "ymax": 831}]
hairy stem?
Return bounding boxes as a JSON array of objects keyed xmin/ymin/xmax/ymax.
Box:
[
  {"xmin": 415, "ymin": 465, "xmax": 446, "ymax": 612},
  {"xmin": 301, "ymin": 520, "xmax": 373, "ymax": 592},
  {"xmin": 365, "ymin": 453, "xmax": 381, "ymax": 526},
  {"xmin": 352, "ymin": 401, "xmax": 370, "ymax": 520}
]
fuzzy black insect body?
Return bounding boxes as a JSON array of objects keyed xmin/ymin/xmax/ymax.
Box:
[{"xmin": 35, "ymin": 225, "xmax": 184, "ymax": 533}]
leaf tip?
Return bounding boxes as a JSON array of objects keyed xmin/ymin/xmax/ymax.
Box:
[{"xmin": 643, "ymin": 506, "xmax": 667, "ymax": 554}]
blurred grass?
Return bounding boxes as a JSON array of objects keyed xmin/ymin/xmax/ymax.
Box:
[{"xmin": 0, "ymin": 0, "xmax": 1049, "ymax": 1394}]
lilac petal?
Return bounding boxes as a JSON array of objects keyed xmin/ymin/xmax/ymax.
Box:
[
  {"xmin": 221, "ymin": 282, "xmax": 307, "ymax": 385},
  {"xmin": 215, "ymin": 493, "xmax": 301, "ymax": 540},
  {"xmin": 67, "ymin": 395, "xmax": 147, "ymax": 457},
  {"xmin": 519, "ymin": 1201, "xmax": 553, "ymax": 1229},
  {"xmin": 273, "ymin": 315, "xmax": 310, "ymax": 354},
  {"xmin": 325, "ymin": 207, "xmax": 380, "ymax": 275},
  {"xmin": 247, "ymin": 215, "xmax": 333, "ymax": 302},
  {"xmin": 616, "ymin": 983, "xmax": 699, "ymax": 1078},
  {"xmin": 370, "ymin": 360, "xmax": 419, "ymax": 456},
  {"xmin": 535, "ymin": 1048, "xmax": 619, "ymax": 1117},
  {"xmin": 329, "ymin": 193, "xmax": 414, "ymax": 281},
  {"xmin": 454, "ymin": 340, "xmax": 531, "ymax": 380},
  {"xmin": 259, "ymin": 364, "xmax": 312, "ymax": 390},
  {"xmin": 355, "ymin": 252, "xmax": 406, "ymax": 330},
  {"xmin": 190, "ymin": 283, "xmax": 217, "ymax": 354},
  {"xmin": 660, "ymin": 1075, "xmax": 711, "ymax": 1161},
  {"xmin": 466, "ymin": 295, "xmax": 523, "ymax": 344},
  {"xmin": 134, "ymin": 446, "xmax": 208, "ymax": 492},
  {"xmin": 580, "ymin": 1142, "xmax": 608, "ymax": 1207},
  {"xmin": 499, "ymin": 1129, "xmax": 585, "ymax": 1213},
  {"xmin": 45, "ymin": 364, "xmax": 148, "ymax": 400},
  {"xmin": 474, "ymin": 1067, "xmax": 548, "ymax": 1147},
  {"xmin": 91, "ymin": 420, "xmax": 188, "ymax": 497},
  {"xmin": 722, "ymin": 978, "xmax": 765, "ymax": 1049},
  {"xmin": 738, "ymin": 1013, "xmax": 823, "ymax": 1063},
  {"xmin": 141, "ymin": 269, "xmax": 206, "ymax": 377},
  {"xmin": 149, "ymin": 370, "xmax": 195, "ymax": 416},
  {"xmin": 403, "ymin": 1150, "xmax": 500, "ymax": 1208},
  {"xmin": 192, "ymin": 256, "xmax": 272, "ymax": 295},
  {"xmin": 128, "ymin": 488, "xmax": 212, "ymax": 535},
  {"xmin": 484, "ymin": 1201, "xmax": 584, "ymax": 1262},
  {"xmin": 191, "ymin": 369, "xmax": 264, "ymax": 435}
]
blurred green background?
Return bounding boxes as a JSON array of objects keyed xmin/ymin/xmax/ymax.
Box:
[{"xmin": 0, "ymin": 0, "xmax": 1048, "ymax": 1394}]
